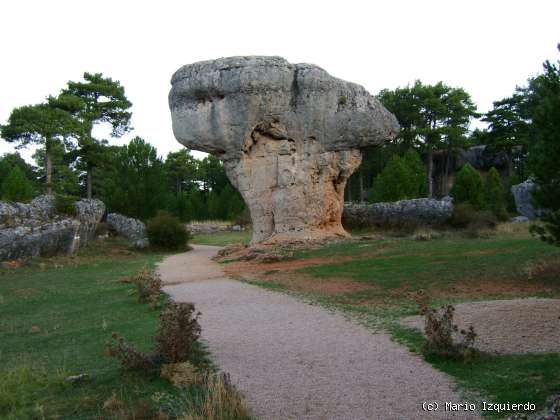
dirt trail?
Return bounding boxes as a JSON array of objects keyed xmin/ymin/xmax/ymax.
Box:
[{"xmin": 159, "ymin": 245, "xmax": 478, "ymax": 420}]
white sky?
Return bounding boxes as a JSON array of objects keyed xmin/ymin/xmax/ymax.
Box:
[{"xmin": 1, "ymin": 0, "xmax": 558, "ymax": 165}]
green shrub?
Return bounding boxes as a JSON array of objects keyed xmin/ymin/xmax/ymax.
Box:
[
  {"xmin": 402, "ymin": 149, "xmax": 428, "ymax": 197},
  {"xmin": 371, "ymin": 151, "xmax": 427, "ymax": 203},
  {"xmin": 450, "ymin": 203, "xmax": 477, "ymax": 228},
  {"xmin": 146, "ymin": 211, "xmax": 191, "ymax": 250},
  {"xmin": 54, "ymin": 194, "xmax": 78, "ymax": 216},
  {"xmin": 450, "ymin": 203, "xmax": 497, "ymax": 234},
  {"xmin": 483, "ymin": 167, "xmax": 508, "ymax": 220},
  {"xmin": 451, "ymin": 163, "xmax": 484, "ymax": 209},
  {"xmin": 1, "ymin": 166, "xmax": 34, "ymax": 202}
]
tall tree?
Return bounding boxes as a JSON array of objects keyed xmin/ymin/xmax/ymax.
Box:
[
  {"xmin": 1, "ymin": 103, "xmax": 77, "ymax": 194},
  {"xmin": 378, "ymin": 81, "xmax": 478, "ymax": 197},
  {"xmin": 105, "ymin": 137, "xmax": 169, "ymax": 219},
  {"xmin": 57, "ymin": 72, "xmax": 132, "ymax": 198},
  {"xmin": 197, "ymin": 155, "xmax": 229, "ymax": 193},
  {"xmin": 164, "ymin": 149, "xmax": 198, "ymax": 197},
  {"xmin": 476, "ymin": 93, "xmax": 533, "ymax": 177},
  {"xmin": 528, "ymin": 46, "xmax": 560, "ymax": 245}
]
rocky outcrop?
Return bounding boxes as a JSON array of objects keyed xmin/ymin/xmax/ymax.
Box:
[
  {"xmin": 75, "ymin": 199, "xmax": 105, "ymax": 247},
  {"xmin": 0, "ymin": 220, "xmax": 80, "ymax": 261},
  {"xmin": 511, "ymin": 179, "xmax": 544, "ymax": 220},
  {"xmin": 342, "ymin": 198, "xmax": 453, "ymax": 228},
  {"xmin": 0, "ymin": 195, "xmax": 105, "ymax": 261},
  {"xmin": 106, "ymin": 213, "xmax": 149, "ymax": 248},
  {"xmin": 169, "ymin": 56, "xmax": 398, "ymax": 243}
]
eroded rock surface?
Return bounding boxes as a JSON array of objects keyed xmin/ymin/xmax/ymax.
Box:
[
  {"xmin": 0, "ymin": 195, "xmax": 105, "ymax": 260},
  {"xmin": 169, "ymin": 56, "xmax": 398, "ymax": 243},
  {"xmin": 511, "ymin": 179, "xmax": 545, "ymax": 220},
  {"xmin": 106, "ymin": 213, "xmax": 149, "ymax": 248},
  {"xmin": 343, "ymin": 198, "xmax": 454, "ymax": 228}
]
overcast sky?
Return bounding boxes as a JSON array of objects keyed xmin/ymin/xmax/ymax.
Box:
[{"xmin": 1, "ymin": 0, "xmax": 558, "ymax": 164}]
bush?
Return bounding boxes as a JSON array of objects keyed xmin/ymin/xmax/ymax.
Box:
[
  {"xmin": 415, "ymin": 291, "xmax": 477, "ymax": 360},
  {"xmin": 156, "ymin": 302, "xmax": 201, "ymax": 364},
  {"xmin": 371, "ymin": 151, "xmax": 427, "ymax": 203},
  {"xmin": 1, "ymin": 166, "xmax": 34, "ymax": 202},
  {"xmin": 105, "ymin": 333, "xmax": 161, "ymax": 373},
  {"xmin": 146, "ymin": 211, "xmax": 191, "ymax": 250},
  {"xmin": 131, "ymin": 267, "xmax": 163, "ymax": 308},
  {"xmin": 450, "ymin": 203, "xmax": 497, "ymax": 236},
  {"xmin": 106, "ymin": 301, "xmax": 201, "ymax": 374},
  {"xmin": 483, "ymin": 167, "xmax": 508, "ymax": 221},
  {"xmin": 451, "ymin": 163, "xmax": 484, "ymax": 209},
  {"xmin": 54, "ymin": 194, "xmax": 78, "ymax": 216}
]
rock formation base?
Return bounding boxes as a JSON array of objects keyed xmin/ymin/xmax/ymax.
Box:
[{"xmin": 225, "ymin": 129, "xmax": 362, "ymax": 243}]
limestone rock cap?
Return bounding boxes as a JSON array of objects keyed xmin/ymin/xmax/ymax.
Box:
[{"xmin": 169, "ymin": 56, "xmax": 399, "ymax": 159}]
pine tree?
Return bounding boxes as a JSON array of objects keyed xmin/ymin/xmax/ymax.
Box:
[
  {"xmin": 451, "ymin": 163, "xmax": 484, "ymax": 209},
  {"xmin": 371, "ymin": 155, "xmax": 413, "ymax": 202},
  {"xmin": 1, "ymin": 166, "xmax": 34, "ymax": 202},
  {"xmin": 483, "ymin": 167, "xmax": 508, "ymax": 220}
]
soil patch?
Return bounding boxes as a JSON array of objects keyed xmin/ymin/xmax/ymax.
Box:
[{"xmin": 401, "ymin": 298, "xmax": 560, "ymax": 354}]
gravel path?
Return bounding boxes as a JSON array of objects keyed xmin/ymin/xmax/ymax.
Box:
[
  {"xmin": 159, "ymin": 245, "xmax": 477, "ymax": 420},
  {"xmin": 401, "ymin": 298, "xmax": 560, "ymax": 354}
]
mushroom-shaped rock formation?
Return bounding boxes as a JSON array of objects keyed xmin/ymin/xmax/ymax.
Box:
[{"xmin": 169, "ymin": 56, "xmax": 399, "ymax": 244}]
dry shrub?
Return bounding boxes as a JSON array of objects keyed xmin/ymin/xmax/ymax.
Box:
[
  {"xmin": 413, "ymin": 228, "xmax": 443, "ymax": 241},
  {"xmin": 156, "ymin": 302, "xmax": 201, "ymax": 364},
  {"xmin": 523, "ymin": 258, "xmax": 560, "ymax": 281},
  {"xmin": 103, "ymin": 391, "xmax": 126, "ymax": 412},
  {"xmin": 160, "ymin": 362, "xmax": 202, "ymax": 387},
  {"xmin": 106, "ymin": 302, "xmax": 201, "ymax": 374},
  {"xmin": 131, "ymin": 267, "xmax": 163, "ymax": 308},
  {"xmin": 180, "ymin": 373, "xmax": 252, "ymax": 420},
  {"xmin": 105, "ymin": 332, "xmax": 161, "ymax": 373},
  {"xmin": 414, "ymin": 291, "xmax": 478, "ymax": 360}
]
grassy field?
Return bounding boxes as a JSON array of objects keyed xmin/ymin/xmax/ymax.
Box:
[
  {"xmin": 0, "ymin": 239, "xmax": 250, "ymax": 419},
  {"xmin": 233, "ymin": 225, "xmax": 560, "ymax": 417},
  {"xmin": 191, "ymin": 230, "xmax": 251, "ymax": 247}
]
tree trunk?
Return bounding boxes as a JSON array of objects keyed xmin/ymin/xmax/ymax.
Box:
[
  {"xmin": 358, "ymin": 171, "xmax": 364, "ymax": 202},
  {"xmin": 46, "ymin": 143, "xmax": 53, "ymax": 195},
  {"xmin": 427, "ymin": 147, "xmax": 434, "ymax": 198},
  {"xmin": 443, "ymin": 145, "xmax": 452, "ymax": 196},
  {"xmin": 86, "ymin": 169, "xmax": 93, "ymax": 199},
  {"xmin": 505, "ymin": 151, "xmax": 513, "ymax": 178}
]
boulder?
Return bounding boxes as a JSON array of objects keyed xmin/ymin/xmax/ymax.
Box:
[
  {"xmin": 0, "ymin": 195, "xmax": 106, "ymax": 261},
  {"xmin": 342, "ymin": 198, "xmax": 453, "ymax": 228},
  {"xmin": 75, "ymin": 199, "xmax": 105, "ymax": 247},
  {"xmin": 106, "ymin": 213, "xmax": 149, "ymax": 248},
  {"xmin": 511, "ymin": 179, "xmax": 544, "ymax": 220},
  {"xmin": 169, "ymin": 56, "xmax": 398, "ymax": 243},
  {"xmin": 0, "ymin": 219, "xmax": 80, "ymax": 261}
]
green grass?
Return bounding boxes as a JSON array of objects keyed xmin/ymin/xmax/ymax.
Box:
[
  {"xmin": 244, "ymin": 228, "xmax": 560, "ymax": 417},
  {"xmin": 191, "ymin": 231, "xmax": 251, "ymax": 247},
  {"xmin": 0, "ymin": 239, "xmax": 248, "ymax": 419},
  {"xmin": 298, "ymin": 236, "xmax": 558, "ymax": 291},
  {"xmin": 390, "ymin": 325, "xmax": 560, "ymax": 418}
]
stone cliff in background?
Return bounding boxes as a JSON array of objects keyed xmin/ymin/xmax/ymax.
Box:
[
  {"xmin": 0, "ymin": 195, "xmax": 104, "ymax": 261},
  {"xmin": 169, "ymin": 56, "xmax": 399, "ymax": 243}
]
